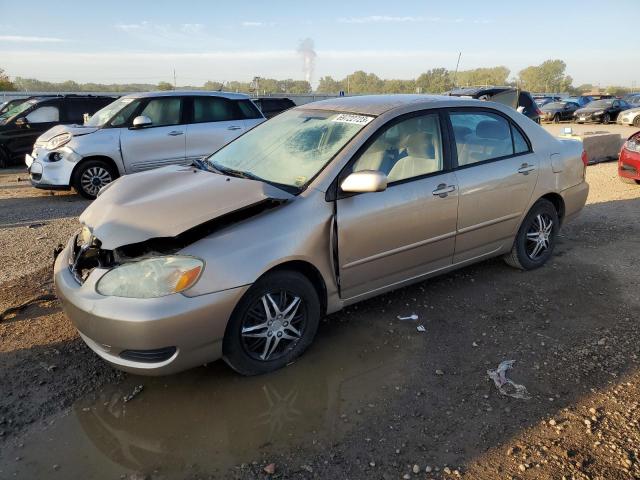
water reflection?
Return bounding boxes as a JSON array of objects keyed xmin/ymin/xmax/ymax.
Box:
[{"xmin": 3, "ymin": 314, "xmax": 413, "ymax": 478}]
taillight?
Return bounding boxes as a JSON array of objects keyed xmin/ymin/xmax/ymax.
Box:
[{"xmin": 581, "ymin": 150, "xmax": 588, "ymax": 166}]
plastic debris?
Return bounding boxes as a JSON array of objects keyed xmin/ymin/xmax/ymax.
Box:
[
  {"xmin": 416, "ymin": 325, "xmax": 426, "ymax": 332},
  {"xmin": 122, "ymin": 384, "xmax": 144, "ymax": 403},
  {"xmin": 397, "ymin": 314, "xmax": 419, "ymax": 321},
  {"xmin": 487, "ymin": 360, "xmax": 530, "ymax": 400}
]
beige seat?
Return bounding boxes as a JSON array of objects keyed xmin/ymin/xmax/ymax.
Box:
[
  {"xmin": 387, "ymin": 131, "xmax": 442, "ymax": 182},
  {"xmin": 457, "ymin": 120, "xmax": 512, "ymax": 165}
]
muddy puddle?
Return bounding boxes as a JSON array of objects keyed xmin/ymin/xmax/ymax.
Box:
[{"xmin": 1, "ymin": 311, "xmax": 422, "ymax": 479}]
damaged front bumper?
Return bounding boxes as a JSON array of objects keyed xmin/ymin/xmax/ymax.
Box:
[{"xmin": 54, "ymin": 237, "xmax": 249, "ymax": 375}]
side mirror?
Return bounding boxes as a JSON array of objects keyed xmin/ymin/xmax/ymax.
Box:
[
  {"xmin": 340, "ymin": 170, "xmax": 388, "ymax": 193},
  {"xmin": 131, "ymin": 115, "xmax": 152, "ymax": 129},
  {"xmin": 15, "ymin": 117, "xmax": 28, "ymax": 128}
]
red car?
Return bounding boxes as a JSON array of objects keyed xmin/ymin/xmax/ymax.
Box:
[{"xmin": 619, "ymin": 132, "xmax": 640, "ymax": 184}]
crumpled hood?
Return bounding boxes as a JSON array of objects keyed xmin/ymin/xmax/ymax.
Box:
[
  {"xmin": 38, "ymin": 124, "xmax": 99, "ymax": 142},
  {"xmin": 80, "ymin": 165, "xmax": 293, "ymax": 249}
]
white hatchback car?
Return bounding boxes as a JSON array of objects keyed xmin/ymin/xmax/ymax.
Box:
[{"xmin": 26, "ymin": 91, "xmax": 265, "ymax": 198}]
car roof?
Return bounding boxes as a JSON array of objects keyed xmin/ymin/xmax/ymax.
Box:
[
  {"xmin": 298, "ymin": 94, "xmax": 483, "ymax": 116},
  {"xmin": 124, "ymin": 90, "xmax": 251, "ymax": 100}
]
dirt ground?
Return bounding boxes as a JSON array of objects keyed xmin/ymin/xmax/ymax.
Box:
[{"xmin": 1, "ymin": 126, "xmax": 640, "ymax": 479}]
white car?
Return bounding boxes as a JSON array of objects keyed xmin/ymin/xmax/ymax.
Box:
[
  {"xmin": 26, "ymin": 91, "xmax": 265, "ymax": 198},
  {"xmin": 616, "ymin": 106, "xmax": 640, "ymax": 128}
]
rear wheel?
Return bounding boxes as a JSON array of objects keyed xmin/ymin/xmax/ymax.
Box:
[
  {"xmin": 0, "ymin": 150, "xmax": 8, "ymax": 169},
  {"xmin": 73, "ymin": 159, "xmax": 116, "ymax": 199},
  {"xmin": 223, "ymin": 270, "xmax": 321, "ymax": 376},
  {"xmin": 504, "ymin": 199, "xmax": 559, "ymax": 270}
]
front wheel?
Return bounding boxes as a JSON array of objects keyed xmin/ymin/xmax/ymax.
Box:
[
  {"xmin": 223, "ymin": 270, "xmax": 321, "ymax": 376},
  {"xmin": 633, "ymin": 116, "xmax": 640, "ymax": 128},
  {"xmin": 73, "ymin": 159, "xmax": 116, "ymax": 199},
  {"xmin": 602, "ymin": 113, "xmax": 611, "ymax": 125},
  {"xmin": 553, "ymin": 114, "xmax": 560, "ymax": 124},
  {"xmin": 504, "ymin": 199, "xmax": 559, "ymax": 270}
]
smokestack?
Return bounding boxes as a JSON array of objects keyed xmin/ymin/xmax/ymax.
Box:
[{"xmin": 297, "ymin": 38, "xmax": 316, "ymax": 84}]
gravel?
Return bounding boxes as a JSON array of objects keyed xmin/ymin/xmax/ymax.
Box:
[{"xmin": 0, "ymin": 168, "xmax": 89, "ymax": 286}]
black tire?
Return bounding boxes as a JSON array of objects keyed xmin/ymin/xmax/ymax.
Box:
[
  {"xmin": 633, "ymin": 116, "xmax": 640, "ymax": 128},
  {"xmin": 223, "ymin": 270, "xmax": 321, "ymax": 376},
  {"xmin": 553, "ymin": 114, "xmax": 560, "ymax": 124},
  {"xmin": 504, "ymin": 199, "xmax": 559, "ymax": 270},
  {"xmin": 72, "ymin": 159, "xmax": 117, "ymax": 199},
  {"xmin": 602, "ymin": 113, "xmax": 610, "ymax": 125}
]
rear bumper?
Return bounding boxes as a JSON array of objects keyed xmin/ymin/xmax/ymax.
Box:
[{"xmin": 560, "ymin": 181, "xmax": 589, "ymax": 223}]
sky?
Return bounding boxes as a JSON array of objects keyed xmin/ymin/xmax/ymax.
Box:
[{"xmin": 0, "ymin": 0, "xmax": 638, "ymax": 88}]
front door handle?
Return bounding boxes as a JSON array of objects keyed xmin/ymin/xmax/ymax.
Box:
[
  {"xmin": 518, "ymin": 163, "xmax": 536, "ymax": 175},
  {"xmin": 227, "ymin": 126, "xmax": 242, "ymax": 131},
  {"xmin": 168, "ymin": 130, "xmax": 184, "ymax": 136},
  {"xmin": 432, "ymin": 183, "xmax": 456, "ymax": 197}
]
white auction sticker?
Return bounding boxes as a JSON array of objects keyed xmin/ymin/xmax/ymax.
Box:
[{"xmin": 332, "ymin": 113, "xmax": 374, "ymax": 125}]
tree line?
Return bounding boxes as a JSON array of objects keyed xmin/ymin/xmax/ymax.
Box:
[{"xmin": 0, "ymin": 61, "xmax": 634, "ymax": 96}]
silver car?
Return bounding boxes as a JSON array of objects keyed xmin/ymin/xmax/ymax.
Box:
[
  {"xmin": 26, "ymin": 91, "xmax": 265, "ymax": 198},
  {"xmin": 54, "ymin": 95, "xmax": 589, "ymax": 375},
  {"xmin": 616, "ymin": 106, "xmax": 640, "ymax": 127}
]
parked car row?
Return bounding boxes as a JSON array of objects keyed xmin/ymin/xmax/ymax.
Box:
[{"xmin": 535, "ymin": 92, "xmax": 640, "ymax": 124}]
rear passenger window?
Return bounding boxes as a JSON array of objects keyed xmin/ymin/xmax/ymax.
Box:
[
  {"xmin": 193, "ymin": 97, "xmax": 236, "ymax": 122},
  {"xmin": 140, "ymin": 98, "xmax": 182, "ymax": 126},
  {"xmin": 450, "ymin": 111, "xmax": 523, "ymax": 166},
  {"xmin": 352, "ymin": 113, "xmax": 443, "ymax": 183}
]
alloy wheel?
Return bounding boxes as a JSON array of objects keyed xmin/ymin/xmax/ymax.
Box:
[
  {"xmin": 525, "ymin": 213, "xmax": 553, "ymax": 260},
  {"xmin": 80, "ymin": 166, "xmax": 112, "ymax": 197},
  {"xmin": 241, "ymin": 290, "xmax": 306, "ymax": 361}
]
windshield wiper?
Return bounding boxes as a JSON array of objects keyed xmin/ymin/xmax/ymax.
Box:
[
  {"xmin": 191, "ymin": 157, "xmax": 210, "ymax": 171},
  {"xmin": 211, "ymin": 162, "xmax": 302, "ymax": 194}
]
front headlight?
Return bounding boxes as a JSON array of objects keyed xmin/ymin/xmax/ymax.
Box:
[
  {"xmin": 592, "ymin": 110, "xmax": 604, "ymax": 116},
  {"xmin": 46, "ymin": 132, "xmax": 72, "ymax": 150},
  {"xmin": 96, "ymin": 256, "xmax": 204, "ymax": 298}
]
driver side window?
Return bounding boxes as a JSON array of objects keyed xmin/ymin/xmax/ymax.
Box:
[
  {"xmin": 138, "ymin": 98, "xmax": 182, "ymax": 127},
  {"xmin": 352, "ymin": 113, "xmax": 443, "ymax": 183},
  {"xmin": 26, "ymin": 106, "xmax": 59, "ymax": 123}
]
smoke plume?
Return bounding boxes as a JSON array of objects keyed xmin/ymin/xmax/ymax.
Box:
[{"xmin": 297, "ymin": 38, "xmax": 316, "ymax": 84}]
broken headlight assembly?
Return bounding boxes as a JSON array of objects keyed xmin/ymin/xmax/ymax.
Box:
[{"xmin": 96, "ymin": 256, "xmax": 204, "ymax": 298}]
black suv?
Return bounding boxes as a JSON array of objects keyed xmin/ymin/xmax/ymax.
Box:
[
  {"xmin": 445, "ymin": 87, "xmax": 542, "ymax": 123},
  {"xmin": 0, "ymin": 95, "xmax": 116, "ymax": 167},
  {"xmin": 252, "ymin": 97, "xmax": 296, "ymax": 119}
]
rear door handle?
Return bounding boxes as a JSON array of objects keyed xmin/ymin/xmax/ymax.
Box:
[
  {"xmin": 432, "ymin": 183, "xmax": 456, "ymax": 197},
  {"xmin": 227, "ymin": 126, "xmax": 242, "ymax": 131},
  {"xmin": 518, "ymin": 163, "xmax": 536, "ymax": 174},
  {"xmin": 168, "ymin": 130, "xmax": 184, "ymax": 136}
]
